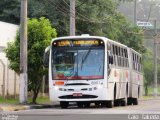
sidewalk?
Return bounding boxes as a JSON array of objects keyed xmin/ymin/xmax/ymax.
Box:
[{"xmin": 0, "ymin": 103, "xmax": 59, "ymax": 112}]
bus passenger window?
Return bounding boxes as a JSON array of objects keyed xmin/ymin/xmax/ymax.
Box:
[{"xmin": 112, "ymin": 45, "xmax": 115, "ymax": 55}]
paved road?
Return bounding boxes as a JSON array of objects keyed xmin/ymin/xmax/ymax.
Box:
[{"xmin": 1, "ymin": 99, "xmax": 160, "ymax": 120}]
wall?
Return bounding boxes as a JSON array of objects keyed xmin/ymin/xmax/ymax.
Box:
[{"xmin": 0, "ymin": 21, "xmax": 19, "ymax": 97}]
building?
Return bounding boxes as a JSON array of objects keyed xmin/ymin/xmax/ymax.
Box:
[{"xmin": 0, "ymin": 21, "xmax": 19, "ymax": 97}]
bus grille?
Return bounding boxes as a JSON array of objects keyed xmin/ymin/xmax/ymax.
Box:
[{"xmin": 59, "ymin": 94, "xmax": 98, "ymax": 99}]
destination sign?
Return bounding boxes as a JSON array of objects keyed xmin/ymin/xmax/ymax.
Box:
[{"xmin": 53, "ymin": 39, "xmax": 104, "ymax": 47}]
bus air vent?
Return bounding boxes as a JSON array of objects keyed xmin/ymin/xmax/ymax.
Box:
[
  {"xmin": 59, "ymin": 94, "xmax": 98, "ymax": 99},
  {"xmin": 65, "ymin": 83, "xmax": 89, "ymax": 86}
]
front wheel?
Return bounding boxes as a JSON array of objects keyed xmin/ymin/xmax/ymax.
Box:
[
  {"xmin": 106, "ymin": 101, "xmax": 113, "ymax": 108},
  {"xmin": 60, "ymin": 101, "xmax": 69, "ymax": 109}
]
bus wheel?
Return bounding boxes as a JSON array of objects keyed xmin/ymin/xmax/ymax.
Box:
[
  {"xmin": 127, "ymin": 98, "xmax": 132, "ymax": 105},
  {"xmin": 60, "ymin": 101, "xmax": 69, "ymax": 109},
  {"xmin": 77, "ymin": 102, "xmax": 84, "ymax": 108},
  {"xmin": 114, "ymin": 100, "xmax": 120, "ymax": 107},
  {"xmin": 84, "ymin": 102, "xmax": 90, "ymax": 108},
  {"xmin": 121, "ymin": 92, "xmax": 128, "ymax": 106},
  {"xmin": 95, "ymin": 102, "xmax": 101, "ymax": 107},
  {"xmin": 106, "ymin": 101, "xmax": 113, "ymax": 108},
  {"xmin": 133, "ymin": 98, "xmax": 138, "ymax": 105}
]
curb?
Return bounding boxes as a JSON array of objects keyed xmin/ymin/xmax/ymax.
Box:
[
  {"xmin": 0, "ymin": 106, "xmax": 30, "ymax": 111},
  {"xmin": 0, "ymin": 104, "xmax": 59, "ymax": 112}
]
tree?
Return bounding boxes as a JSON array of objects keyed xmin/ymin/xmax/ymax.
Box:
[
  {"xmin": 5, "ymin": 17, "xmax": 57, "ymax": 103},
  {"xmin": 143, "ymin": 49, "xmax": 154, "ymax": 95},
  {"xmin": 0, "ymin": 0, "xmax": 20, "ymax": 24}
]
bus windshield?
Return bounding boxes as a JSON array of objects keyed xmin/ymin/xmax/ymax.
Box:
[{"xmin": 52, "ymin": 47, "xmax": 104, "ymax": 80}]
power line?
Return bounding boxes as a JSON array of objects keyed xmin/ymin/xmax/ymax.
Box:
[
  {"xmin": 62, "ymin": 0, "xmax": 106, "ymax": 23},
  {"xmin": 47, "ymin": 0, "xmax": 143, "ymax": 35}
]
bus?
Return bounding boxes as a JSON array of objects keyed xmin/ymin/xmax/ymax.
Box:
[{"xmin": 44, "ymin": 35, "xmax": 143, "ymax": 108}]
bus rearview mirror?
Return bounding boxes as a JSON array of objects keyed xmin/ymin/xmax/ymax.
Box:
[
  {"xmin": 109, "ymin": 56, "xmax": 113, "ymax": 64},
  {"xmin": 43, "ymin": 46, "xmax": 50, "ymax": 67}
]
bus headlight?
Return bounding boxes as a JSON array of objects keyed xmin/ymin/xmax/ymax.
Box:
[
  {"xmin": 54, "ymin": 86, "xmax": 59, "ymax": 90},
  {"xmin": 97, "ymin": 85, "xmax": 102, "ymax": 89}
]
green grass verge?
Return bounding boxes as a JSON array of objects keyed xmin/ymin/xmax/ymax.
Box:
[
  {"xmin": 144, "ymin": 85, "xmax": 160, "ymax": 96},
  {"xmin": 0, "ymin": 97, "xmax": 19, "ymax": 104},
  {"xmin": 28, "ymin": 96, "xmax": 51, "ymax": 104},
  {"xmin": 0, "ymin": 96, "xmax": 50, "ymax": 105}
]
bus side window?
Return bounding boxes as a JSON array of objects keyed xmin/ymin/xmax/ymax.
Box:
[
  {"xmin": 124, "ymin": 49, "xmax": 127, "ymax": 67},
  {"xmin": 110, "ymin": 44, "xmax": 115, "ymax": 66},
  {"xmin": 140, "ymin": 57, "xmax": 142, "ymax": 72},
  {"xmin": 118, "ymin": 47, "xmax": 121, "ymax": 66},
  {"xmin": 121, "ymin": 48, "xmax": 125, "ymax": 67},
  {"xmin": 132, "ymin": 53, "xmax": 135, "ymax": 70},
  {"xmin": 115, "ymin": 46, "xmax": 118, "ymax": 66},
  {"xmin": 112, "ymin": 45, "xmax": 115, "ymax": 55}
]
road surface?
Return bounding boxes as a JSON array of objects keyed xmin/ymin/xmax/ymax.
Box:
[{"xmin": 1, "ymin": 99, "xmax": 160, "ymax": 120}]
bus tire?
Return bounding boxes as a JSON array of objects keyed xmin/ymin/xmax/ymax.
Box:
[
  {"xmin": 121, "ymin": 86, "xmax": 128, "ymax": 106},
  {"xmin": 77, "ymin": 102, "xmax": 84, "ymax": 108},
  {"xmin": 95, "ymin": 102, "xmax": 101, "ymax": 107},
  {"xmin": 133, "ymin": 98, "xmax": 138, "ymax": 105},
  {"xmin": 127, "ymin": 98, "xmax": 132, "ymax": 105},
  {"xmin": 114, "ymin": 100, "xmax": 120, "ymax": 106},
  {"xmin": 106, "ymin": 101, "xmax": 113, "ymax": 108},
  {"xmin": 60, "ymin": 101, "xmax": 69, "ymax": 109},
  {"xmin": 121, "ymin": 96, "xmax": 127, "ymax": 106},
  {"xmin": 84, "ymin": 102, "xmax": 90, "ymax": 108}
]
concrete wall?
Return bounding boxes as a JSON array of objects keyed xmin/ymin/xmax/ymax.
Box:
[{"xmin": 0, "ymin": 21, "xmax": 19, "ymax": 97}]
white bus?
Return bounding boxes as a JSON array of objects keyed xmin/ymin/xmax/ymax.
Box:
[{"xmin": 44, "ymin": 35, "xmax": 143, "ymax": 108}]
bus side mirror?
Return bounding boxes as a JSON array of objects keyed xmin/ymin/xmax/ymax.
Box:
[
  {"xmin": 109, "ymin": 55, "xmax": 113, "ymax": 64},
  {"xmin": 43, "ymin": 46, "xmax": 50, "ymax": 67}
]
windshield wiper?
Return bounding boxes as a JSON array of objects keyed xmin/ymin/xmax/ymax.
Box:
[{"xmin": 81, "ymin": 46, "xmax": 93, "ymax": 70}]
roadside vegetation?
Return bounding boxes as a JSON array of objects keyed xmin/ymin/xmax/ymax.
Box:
[
  {"xmin": 5, "ymin": 17, "xmax": 57, "ymax": 103},
  {"xmin": 0, "ymin": 95, "xmax": 50, "ymax": 105}
]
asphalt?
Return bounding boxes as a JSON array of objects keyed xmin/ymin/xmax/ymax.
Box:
[{"xmin": 0, "ymin": 97, "xmax": 159, "ymax": 112}]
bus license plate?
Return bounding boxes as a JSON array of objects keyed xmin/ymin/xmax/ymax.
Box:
[{"xmin": 73, "ymin": 93, "xmax": 83, "ymax": 97}]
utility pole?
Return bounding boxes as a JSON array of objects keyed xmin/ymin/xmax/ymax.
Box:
[
  {"xmin": 134, "ymin": 0, "xmax": 137, "ymax": 25},
  {"xmin": 154, "ymin": 19, "xmax": 158, "ymax": 98},
  {"xmin": 20, "ymin": 0, "xmax": 28, "ymax": 104},
  {"xmin": 70, "ymin": 0, "xmax": 75, "ymax": 36}
]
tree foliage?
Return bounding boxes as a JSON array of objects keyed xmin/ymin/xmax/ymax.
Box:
[
  {"xmin": 0, "ymin": 0, "xmax": 20, "ymax": 23},
  {"xmin": 5, "ymin": 17, "xmax": 57, "ymax": 103},
  {"xmin": 0, "ymin": 0, "xmax": 144, "ymax": 52},
  {"xmin": 2, "ymin": 0, "xmax": 148, "ymax": 97}
]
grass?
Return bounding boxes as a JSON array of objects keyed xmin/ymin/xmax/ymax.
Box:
[
  {"xmin": 0, "ymin": 97, "xmax": 19, "ymax": 104},
  {"xmin": 0, "ymin": 95, "xmax": 50, "ymax": 105},
  {"xmin": 143, "ymin": 85, "xmax": 160, "ymax": 96},
  {"xmin": 142, "ymin": 95, "xmax": 154, "ymax": 100},
  {"xmin": 28, "ymin": 96, "xmax": 51, "ymax": 104}
]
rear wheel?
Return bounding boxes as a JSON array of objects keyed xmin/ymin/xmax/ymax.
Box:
[
  {"xmin": 60, "ymin": 101, "xmax": 69, "ymax": 109},
  {"xmin": 133, "ymin": 98, "xmax": 138, "ymax": 105},
  {"xmin": 114, "ymin": 100, "xmax": 120, "ymax": 106},
  {"xmin": 127, "ymin": 98, "xmax": 133, "ymax": 105}
]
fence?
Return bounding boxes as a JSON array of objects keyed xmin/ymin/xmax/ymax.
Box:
[{"xmin": 0, "ymin": 58, "xmax": 19, "ymax": 98}]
